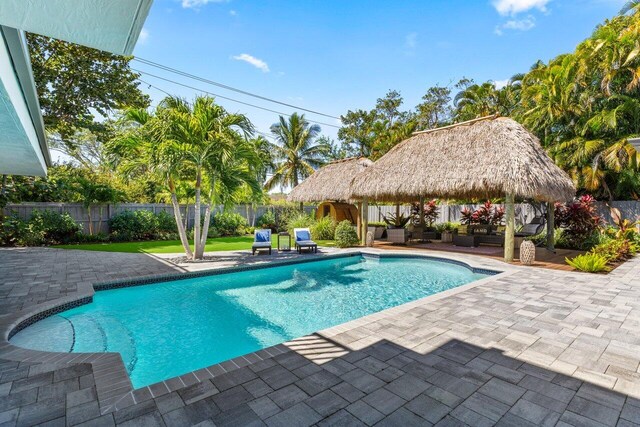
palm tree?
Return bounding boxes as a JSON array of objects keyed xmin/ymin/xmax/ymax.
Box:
[
  {"xmin": 265, "ymin": 113, "xmax": 330, "ymax": 209},
  {"xmin": 110, "ymin": 95, "xmax": 259, "ymax": 259}
]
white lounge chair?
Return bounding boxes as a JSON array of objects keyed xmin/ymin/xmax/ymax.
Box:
[
  {"xmin": 293, "ymin": 228, "xmax": 317, "ymax": 254},
  {"xmin": 252, "ymin": 229, "xmax": 272, "ymax": 255}
]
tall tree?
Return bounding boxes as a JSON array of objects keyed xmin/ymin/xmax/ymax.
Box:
[
  {"xmin": 266, "ymin": 113, "xmax": 330, "ymax": 207},
  {"xmin": 28, "ymin": 34, "xmax": 149, "ymax": 145}
]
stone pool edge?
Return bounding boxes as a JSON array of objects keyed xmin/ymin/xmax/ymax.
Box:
[{"xmin": 0, "ymin": 249, "xmax": 511, "ymax": 414}]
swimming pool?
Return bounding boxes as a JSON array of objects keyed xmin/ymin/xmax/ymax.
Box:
[{"xmin": 10, "ymin": 254, "xmax": 492, "ymax": 388}]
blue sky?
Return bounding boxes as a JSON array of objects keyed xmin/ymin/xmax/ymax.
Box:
[{"xmin": 131, "ymin": 0, "xmax": 626, "ymax": 142}]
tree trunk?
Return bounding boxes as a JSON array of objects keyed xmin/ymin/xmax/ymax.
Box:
[
  {"xmin": 196, "ymin": 185, "xmax": 214, "ymax": 259},
  {"xmin": 299, "ymin": 201, "xmax": 304, "ymax": 212},
  {"xmin": 169, "ymin": 179, "xmax": 193, "ymax": 258},
  {"xmin": 87, "ymin": 206, "xmax": 93, "ymax": 235},
  {"xmin": 504, "ymin": 193, "xmax": 515, "ymax": 263},
  {"xmin": 193, "ymin": 169, "xmax": 202, "ymax": 260}
]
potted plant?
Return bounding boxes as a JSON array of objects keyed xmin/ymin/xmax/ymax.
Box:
[{"xmin": 383, "ymin": 212, "xmax": 411, "ymax": 229}]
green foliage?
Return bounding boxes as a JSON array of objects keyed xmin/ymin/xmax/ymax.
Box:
[
  {"xmin": 310, "ymin": 216, "xmax": 336, "ymax": 240},
  {"xmin": 211, "ymin": 212, "xmax": 247, "ymax": 237},
  {"xmin": 0, "ymin": 214, "xmax": 29, "ymax": 246},
  {"xmin": 156, "ymin": 211, "xmax": 178, "ymax": 233},
  {"xmin": 555, "ymin": 196, "xmax": 603, "ymax": 249},
  {"xmin": 436, "ymin": 222, "xmax": 460, "ymax": 232},
  {"xmin": 335, "ymin": 220, "xmax": 360, "ymax": 248},
  {"xmin": 368, "ymin": 221, "xmax": 387, "ymax": 228},
  {"xmin": 566, "ymin": 253, "xmax": 610, "ymax": 273},
  {"xmin": 27, "ymin": 34, "xmax": 149, "ymax": 142},
  {"xmin": 286, "ymin": 212, "xmax": 316, "ymax": 234},
  {"xmin": 0, "ymin": 210, "xmax": 81, "ymax": 246},
  {"xmin": 383, "ymin": 212, "xmax": 411, "ymax": 228},
  {"xmin": 590, "ymin": 238, "xmax": 637, "ymax": 263},
  {"xmin": 256, "ymin": 210, "xmax": 277, "ymax": 230},
  {"xmin": 265, "ymin": 113, "xmax": 331, "ymax": 191},
  {"xmin": 29, "ymin": 210, "xmax": 82, "ymax": 244},
  {"xmin": 108, "ymin": 210, "xmax": 161, "ymax": 241}
]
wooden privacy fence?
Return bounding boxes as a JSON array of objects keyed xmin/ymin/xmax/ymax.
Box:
[{"xmin": 3, "ymin": 201, "xmax": 639, "ymax": 234}]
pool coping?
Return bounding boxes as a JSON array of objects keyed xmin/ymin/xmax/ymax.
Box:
[{"xmin": 0, "ymin": 249, "xmax": 514, "ymax": 414}]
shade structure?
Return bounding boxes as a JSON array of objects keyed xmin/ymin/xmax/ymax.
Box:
[
  {"xmin": 288, "ymin": 157, "xmax": 373, "ymax": 203},
  {"xmin": 349, "ymin": 116, "xmax": 576, "ymax": 203}
]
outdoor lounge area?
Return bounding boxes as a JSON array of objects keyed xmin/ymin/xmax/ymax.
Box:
[{"xmin": 2, "ymin": 1, "xmax": 640, "ymax": 426}]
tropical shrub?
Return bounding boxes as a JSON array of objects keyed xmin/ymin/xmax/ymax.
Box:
[
  {"xmin": 554, "ymin": 195, "xmax": 603, "ymax": 249},
  {"xmin": 436, "ymin": 222, "xmax": 460, "ymax": 232},
  {"xmin": 210, "ymin": 212, "xmax": 247, "ymax": 236},
  {"xmin": 29, "ymin": 210, "xmax": 82, "ymax": 244},
  {"xmin": 286, "ymin": 212, "xmax": 315, "ymax": 233},
  {"xmin": 590, "ymin": 238, "xmax": 637, "ymax": 263},
  {"xmin": 156, "ymin": 210, "xmax": 177, "ymax": 234},
  {"xmin": 566, "ymin": 253, "xmax": 610, "ymax": 273},
  {"xmin": 335, "ymin": 220, "xmax": 359, "ymax": 248},
  {"xmin": 368, "ymin": 221, "xmax": 387, "ymax": 228},
  {"xmin": 256, "ymin": 210, "xmax": 276, "ymax": 231},
  {"xmin": 109, "ymin": 210, "xmax": 159, "ymax": 241},
  {"xmin": 0, "ymin": 214, "xmax": 29, "ymax": 246},
  {"xmin": 311, "ymin": 216, "xmax": 336, "ymax": 240},
  {"xmin": 411, "ymin": 200, "xmax": 439, "ymax": 226},
  {"xmin": 461, "ymin": 201, "xmax": 505, "ymax": 225}
]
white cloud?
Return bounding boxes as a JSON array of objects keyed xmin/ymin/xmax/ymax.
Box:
[
  {"xmin": 232, "ymin": 53, "xmax": 270, "ymax": 72},
  {"xmin": 229, "ymin": 9, "xmax": 237, "ymax": 16},
  {"xmin": 405, "ymin": 32, "xmax": 418, "ymax": 49},
  {"xmin": 494, "ymin": 15, "xmax": 536, "ymax": 35},
  {"xmin": 492, "ymin": 0, "xmax": 550, "ymax": 15},
  {"xmin": 493, "ymin": 79, "xmax": 510, "ymax": 89},
  {"xmin": 138, "ymin": 28, "xmax": 149, "ymax": 45},
  {"xmin": 181, "ymin": 0, "xmax": 227, "ymax": 9}
]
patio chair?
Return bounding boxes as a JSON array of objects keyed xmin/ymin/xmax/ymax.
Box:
[
  {"xmin": 515, "ymin": 217, "xmax": 545, "ymax": 237},
  {"xmin": 294, "ymin": 228, "xmax": 317, "ymax": 254},
  {"xmin": 252, "ymin": 229, "xmax": 272, "ymax": 255},
  {"xmin": 408, "ymin": 226, "xmax": 424, "ymax": 243}
]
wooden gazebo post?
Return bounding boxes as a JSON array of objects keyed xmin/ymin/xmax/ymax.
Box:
[
  {"xmin": 419, "ymin": 197, "xmax": 425, "ymax": 228},
  {"xmin": 504, "ymin": 193, "xmax": 515, "ymax": 262},
  {"xmin": 546, "ymin": 202, "xmax": 555, "ymax": 252},
  {"xmin": 361, "ymin": 198, "xmax": 369, "ymax": 245},
  {"xmin": 356, "ymin": 201, "xmax": 362, "ymax": 240}
]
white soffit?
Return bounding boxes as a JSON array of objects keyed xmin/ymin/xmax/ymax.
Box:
[
  {"xmin": 0, "ymin": 0, "xmax": 153, "ymax": 55},
  {"xmin": 0, "ymin": 28, "xmax": 47, "ymax": 176}
]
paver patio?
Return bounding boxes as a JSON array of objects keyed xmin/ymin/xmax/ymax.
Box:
[{"xmin": 0, "ymin": 246, "xmax": 639, "ymax": 426}]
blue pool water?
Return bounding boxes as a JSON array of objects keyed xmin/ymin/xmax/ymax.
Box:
[{"xmin": 11, "ymin": 255, "xmax": 490, "ymax": 388}]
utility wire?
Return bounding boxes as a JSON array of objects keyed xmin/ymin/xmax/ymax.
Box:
[
  {"xmin": 134, "ymin": 69, "xmax": 341, "ymax": 129},
  {"xmin": 133, "ymin": 57, "xmax": 340, "ymax": 120},
  {"xmin": 138, "ymin": 79, "xmax": 282, "ymax": 140}
]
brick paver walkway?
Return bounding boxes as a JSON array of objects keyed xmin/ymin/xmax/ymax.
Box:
[{"xmin": 0, "ymin": 247, "xmax": 639, "ymax": 426}]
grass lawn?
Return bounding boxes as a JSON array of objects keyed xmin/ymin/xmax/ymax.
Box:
[{"xmin": 56, "ymin": 235, "xmax": 335, "ymax": 254}]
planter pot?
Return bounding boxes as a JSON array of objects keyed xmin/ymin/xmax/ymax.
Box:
[
  {"xmin": 368, "ymin": 226, "xmax": 385, "ymax": 239},
  {"xmin": 441, "ymin": 231, "xmax": 453, "ymax": 243}
]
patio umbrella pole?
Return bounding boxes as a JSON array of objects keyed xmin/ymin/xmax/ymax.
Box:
[{"xmin": 504, "ymin": 193, "xmax": 515, "ymax": 263}]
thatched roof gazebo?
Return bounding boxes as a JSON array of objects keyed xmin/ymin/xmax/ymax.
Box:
[
  {"xmin": 349, "ymin": 116, "xmax": 576, "ymax": 261},
  {"xmin": 288, "ymin": 157, "xmax": 373, "ymax": 241},
  {"xmin": 288, "ymin": 157, "xmax": 373, "ymax": 203}
]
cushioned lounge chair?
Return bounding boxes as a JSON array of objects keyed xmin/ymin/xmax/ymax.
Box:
[
  {"xmin": 252, "ymin": 229, "xmax": 272, "ymax": 255},
  {"xmin": 294, "ymin": 228, "xmax": 317, "ymax": 253}
]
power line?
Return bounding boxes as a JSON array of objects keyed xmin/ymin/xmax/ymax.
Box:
[
  {"xmin": 138, "ymin": 79, "xmax": 280, "ymax": 139},
  {"xmin": 134, "ymin": 69, "xmax": 341, "ymax": 129},
  {"xmin": 133, "ymin": 57, "xmax": 340, "ymax": 120}
]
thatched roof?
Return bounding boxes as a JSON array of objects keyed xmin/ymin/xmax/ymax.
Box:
[
  {"xmin": 288, "ymin": 157, "xmax": 374, "ymax": 203},
  {"xmin": 349, "ymin": 116, "xmax": 575, "ymax": 203}
]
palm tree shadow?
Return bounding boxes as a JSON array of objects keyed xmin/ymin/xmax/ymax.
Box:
[{"xmin": 276, "ymin": 265, "xmax": 366, "ymax": 293}]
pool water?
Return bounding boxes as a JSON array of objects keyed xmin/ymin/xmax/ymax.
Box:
[{"xmin": 11, "ymin": 255, "xmax": 490, "ymax": 388}]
